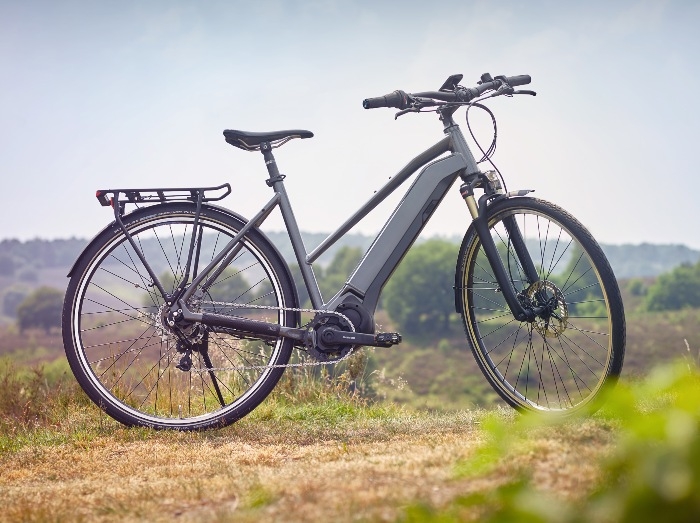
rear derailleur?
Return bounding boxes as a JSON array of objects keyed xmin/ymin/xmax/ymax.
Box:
[{"xmin": 169, "ymin": 319, "xmax": 208, "ymax": 372}]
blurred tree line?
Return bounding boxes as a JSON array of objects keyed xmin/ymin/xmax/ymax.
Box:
[
  {"xmin": 0, "ymin": 238, "xmax": 86, "ymax": 274},
  {"xmin": 7, "ymin": 239, "xmax": 700, "ymax": 335}
]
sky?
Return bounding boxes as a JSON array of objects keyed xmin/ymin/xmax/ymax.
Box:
[{"xmin": 1, "ymin": 0, "xmax": 699, "ymax": 249}]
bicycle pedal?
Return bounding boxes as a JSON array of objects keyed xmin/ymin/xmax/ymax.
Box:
[{"xmin": 375, "ymin": 332, "xmax": 402, "ymax": 347}]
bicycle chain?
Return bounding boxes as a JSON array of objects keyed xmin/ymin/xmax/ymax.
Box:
[{"xmin": 182, "ymin": 301, "xmax": 359, "ymax": 374}]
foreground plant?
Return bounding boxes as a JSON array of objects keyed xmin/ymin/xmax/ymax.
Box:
[{"xmin": 400, "ymin": 360, "xmax": 700, "ymax": 523}]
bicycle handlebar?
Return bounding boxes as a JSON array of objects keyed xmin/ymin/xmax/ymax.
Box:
[{"xmin": 362, "ymin": 73, "xmax": 531, "ymax": 110}]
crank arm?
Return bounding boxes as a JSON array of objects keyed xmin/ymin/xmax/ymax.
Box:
[{"xmin": 320, "ymin": 329, "xmax": 402, "ymax": 348}]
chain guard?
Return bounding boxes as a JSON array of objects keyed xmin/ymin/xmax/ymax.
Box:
[
  {"xmin": 153, "ymin": 288, "xmax": 365, "ymax": 370},
  {"xmin": 175, "ymin": 301, "xmax": 361, "ymax": 371}
]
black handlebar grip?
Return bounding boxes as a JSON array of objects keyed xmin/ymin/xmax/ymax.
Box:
[
  {"xmin": 363, "ymin": 90, "xmax": 410, "ymax": 109},
  {"xmin": 505, "ymin": 75, "xmax": 531, "ymax": 87},
  {"xmin": 362, "ymin": 96, "xmax": 387, "ymax": 109}
]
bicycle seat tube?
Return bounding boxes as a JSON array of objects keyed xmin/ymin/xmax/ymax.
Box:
[{"xmin": 260, "ymin": 141, "xmax": 324, "ymax": 308}]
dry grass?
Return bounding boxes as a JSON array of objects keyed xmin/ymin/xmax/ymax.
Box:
[{"xmin": 0, "ymin": 393, "xmax": 617, "ymax": 523}]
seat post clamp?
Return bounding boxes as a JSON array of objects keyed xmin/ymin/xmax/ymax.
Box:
[{"xmin": 265, "ymin": 174, "xmax": 287, "ymax": 187}]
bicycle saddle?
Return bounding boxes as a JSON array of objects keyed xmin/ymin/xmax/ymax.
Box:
[{"xmin": 224, "ymin": 129, "xmax": 314, "ymax": 150}]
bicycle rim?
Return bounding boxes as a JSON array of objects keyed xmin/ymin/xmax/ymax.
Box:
[
  {"xmin": 459, "ymin": 198, "xmax": 624, "ymax": 413},
  {"xmin": 66, "ymin": 206, "xmax": 294, "ymax": 429}
]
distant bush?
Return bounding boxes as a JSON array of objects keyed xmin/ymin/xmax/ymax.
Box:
[
  {"xmin": 384, "ymin": 239, "xmax": 458, "ymax": 336},
  {"xmin": 643, "ymin": 261, "xmax": 700, "ymax": 311},
  {"xmin": 627, "ymin": 278, "xmax": 647, "ymax": 297},
  {"xmin": 3, "ymin": 289, "xmax": 27, "ymax": 317},
  {"xmin": 16, "ymin": 286, "xmax": 63, "ymax": 333}
]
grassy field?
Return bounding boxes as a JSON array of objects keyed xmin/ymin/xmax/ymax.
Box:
[
  {"xmin": 0, "ymin": 361, "xmax": 617, "ymax": 523},
  {"xmin": 2, "ymin": 283, "xmax": 700, "ymax": 521},
  {"xmin": 2, "ymin": 352, "xmax": 700, "ymax": 522},
  {"xmin": 365, "ymin": 283, "xmax": 700, "ymax": 410}
]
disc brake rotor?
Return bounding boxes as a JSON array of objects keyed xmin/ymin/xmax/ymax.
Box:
[{"xmin": 525, "ymin": 280, "xmax": 568, "ymax": 338}]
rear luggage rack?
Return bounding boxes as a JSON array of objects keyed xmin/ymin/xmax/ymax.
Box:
[{"xmin": 96, "ymin": 183, "xmax": 231, "ymax": 207}]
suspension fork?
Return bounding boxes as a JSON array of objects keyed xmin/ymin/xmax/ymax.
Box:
[
  {"xmin": 460, "ymin": 183, "xmax": 539, "ymax": 322},
  {"xmin": 501, "ymin": 213, "xmax": 540, "ymax": 285}
]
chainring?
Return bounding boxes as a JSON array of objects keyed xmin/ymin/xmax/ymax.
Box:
[{"xmin": 308, "ymin": 312, "xmax": 355, "ymax": 362}]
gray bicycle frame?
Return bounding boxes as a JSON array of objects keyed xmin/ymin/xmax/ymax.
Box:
[
  {"xmin": 180, "ymin": 119, "xmax": 480, "ymax": 319},
  {"xmin": 307, "ymin": 133, "xmax": 468, "ymax": 315},
  {"xmin": 175, "ymin": 109, "xmax": 538, "ymax": 336}
]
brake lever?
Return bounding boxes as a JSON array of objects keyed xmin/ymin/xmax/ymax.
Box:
[
  {"xmin": 395, "ymin": 97, "xmax": 439, "ymax": 119},
  {"xmin": 514, "ymin": 90, "xmax": 537, "ymax": 96},
  {"xmin": 395, "ymin": 107, "xmax": 419, "ymax": 119},
  {"xmin": 498, "ymin": 85, "xmax": 515, "ymax": 97}
]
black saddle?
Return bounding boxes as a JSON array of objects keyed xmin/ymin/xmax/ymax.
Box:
[{"xmin": 223, "ymin": 129, "xmax": 313, "ymax": 150}]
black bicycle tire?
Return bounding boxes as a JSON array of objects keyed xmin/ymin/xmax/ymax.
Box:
[
  {"xmin": 456, "ymin": 197, "xmax": 625, "ymax": 414},
  {"xmin": 62, "ymin": 203, "xmax": 297, "ymax": 430}
]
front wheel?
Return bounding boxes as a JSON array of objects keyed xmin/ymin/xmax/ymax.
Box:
[
  {"xmin": 62, "ymin": 203, "xmax": 297, "ymax": 430},
  {"xmin": 456, "ymin": 197, "xmax": 625, "ymax": 414}
]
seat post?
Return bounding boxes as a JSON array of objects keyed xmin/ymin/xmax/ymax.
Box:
[{"xmin": 260, "ymin": 141, "xmax": 286, "ymax": 188}]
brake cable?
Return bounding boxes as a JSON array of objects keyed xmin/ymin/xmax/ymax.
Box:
[{"xmin": 465, "ymin": 100, "xmax": 508, "ymax": 194}]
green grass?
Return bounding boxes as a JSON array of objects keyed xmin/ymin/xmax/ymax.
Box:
[{"xmin": 3, "ymin": 305, "xmax": 700, "ymax": 521}]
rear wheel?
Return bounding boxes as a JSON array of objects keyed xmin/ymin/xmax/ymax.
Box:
[
  {"xmin": 63, "ymin": 203, "xmax": 297, "ymax": 430},
  {"xmin": 456, "ymin": 197, "xmax": 625, "ymax": 414}
]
